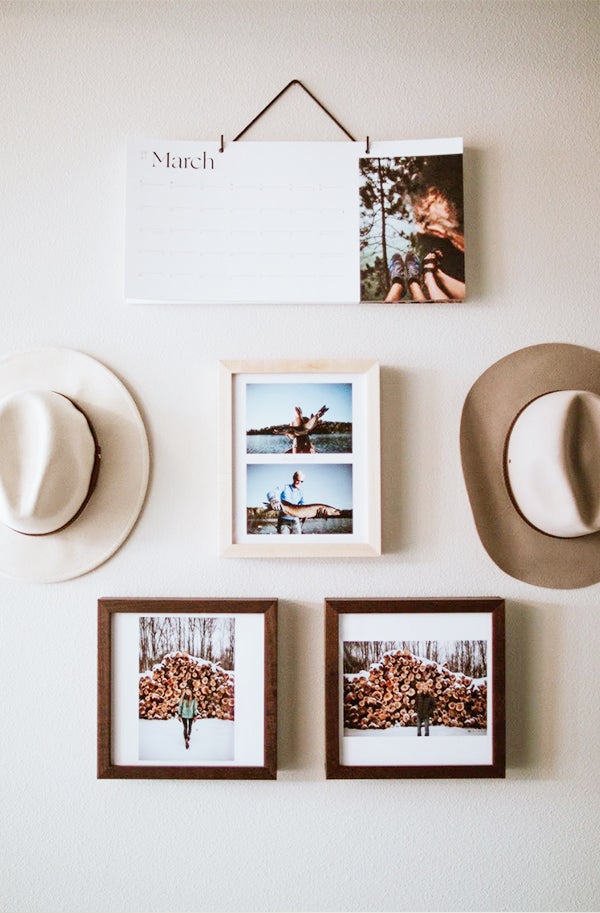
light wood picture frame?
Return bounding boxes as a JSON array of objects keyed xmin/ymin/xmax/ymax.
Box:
[
  {"xmin": 219, "ymin": 360, "xmax": 381, "ymax": 558},
  {"xmin": 98, "ymin": 598, "xmax": 277, "ymax": 780},
  {"xmin": 325, "ymin": 598, "xmax": 505, "ymax": 779}
]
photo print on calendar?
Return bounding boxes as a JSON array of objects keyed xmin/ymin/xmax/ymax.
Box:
[{"xmin": 359, "ymin": 143, "xmax": 465, "ymax": 303}]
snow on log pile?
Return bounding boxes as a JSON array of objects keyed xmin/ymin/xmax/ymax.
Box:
[
  {"xmin": 344, "ymin": 649, "xmax": 486, "ymax": 730},
  {"xmin": 139, "ymin": 652, "xmax": 235, "ymax": 721}
]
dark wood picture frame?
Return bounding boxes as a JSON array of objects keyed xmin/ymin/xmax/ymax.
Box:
[
  {"xmin": 98, "ymin": 598, "xmax": 277, "ymax": 780},
  {"xmin": 325, "ymin": 598, "xmax": 505, "ymax": 779}
]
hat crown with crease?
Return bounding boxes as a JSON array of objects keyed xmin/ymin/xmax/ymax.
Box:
[
  {"xmin": 505, "ymin": 389, "xmax": 600, "ymax": 539},
  {"xmin": 0, "ymin": 390, "xmax": 98, "ymax": 536},
  {"xmin": 460, "ymin": 343, "xmax": 600, "ymax": 589}
]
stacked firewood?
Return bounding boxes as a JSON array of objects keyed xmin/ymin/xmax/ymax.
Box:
[
  {"xmin": 139, "ymin": 651, "xmax": 235, "ymax": 721},
  {"xmin": 344, "ymin": 649, "xmax": 486, "ymax": 730}
]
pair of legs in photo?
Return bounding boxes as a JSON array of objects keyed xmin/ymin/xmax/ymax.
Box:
[
  {"xmin": 181, "ymin": 717, "xmax": 194, "ymax": 748},
  {"xmin": 384, "ymin": 249, "xmax": 465, "ymax": 302},
  {"xmin": 277, "ymin": 515, "xmax": 302, "ymax": 534},
  {"xmin": 417, "ymin": 715, "xmax": 431, "ymax": 736}
]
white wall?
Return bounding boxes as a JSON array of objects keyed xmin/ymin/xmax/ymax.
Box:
[{"xmin": 1, "ymin": 1, "xmax": 599, "ymax": 910}]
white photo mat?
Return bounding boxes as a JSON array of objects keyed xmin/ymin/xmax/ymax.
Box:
[
  {"xmin": 219, "ymin": 360, "xmax": 381, "ymax": 557},
  {"xmin": 338, "ymin": 612, "xmax": 494, "ymax": 768},
  {"xmin": 111, "ymin": 612, "xmax": 265, "ymax": 767}
]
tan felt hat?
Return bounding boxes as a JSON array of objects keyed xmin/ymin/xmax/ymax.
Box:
[
  {"xmin": 0, "ymin": 348, "xmax": 149, "ymax": 582},
  {"xmin": 460, "ymin": 343, "xmax": 600, "ymax": 589}
]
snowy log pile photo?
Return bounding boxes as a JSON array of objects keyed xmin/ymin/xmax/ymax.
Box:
[
  {"xmin": 344, "ymin": 647, "xmax": 487, "ymax": 731},
  {"xmin": 139, "ymin": 652, "xmax": 235, "ymax": 721}
]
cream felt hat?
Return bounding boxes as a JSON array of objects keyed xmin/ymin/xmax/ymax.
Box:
[
  {"xmin": 0, "ymin": 348, "xmax": 149, "ymax": 582},
  {"xmin": 460, "ymin": 343, "xmax": 600, "ymax": 589}
]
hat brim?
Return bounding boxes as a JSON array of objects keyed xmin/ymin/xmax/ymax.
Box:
[
  {"xmin": 460, "ymin": 343, "xmax": 600, "ymax": 589},
  {"xmin": 0, "ymin": 348, "xmax": 149, "ymax": 582}
]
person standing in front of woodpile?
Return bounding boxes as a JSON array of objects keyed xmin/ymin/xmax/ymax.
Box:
[
  {"xmin": 177, "ymin": 686, "xmax": 198, "ymax": 749},
  {"xmin": 415, "ymin": 681, "xmax": 436, "ymax": 736}
]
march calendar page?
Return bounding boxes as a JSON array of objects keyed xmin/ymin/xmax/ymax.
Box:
[{"xmin": 125, "ymin": 137, "xmax": 464, "ymax": 305}]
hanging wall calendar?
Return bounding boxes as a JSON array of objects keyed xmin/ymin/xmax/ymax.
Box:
[{"xmin": 125, "ymin": 137, "xmax": 464, "ymax": 306}]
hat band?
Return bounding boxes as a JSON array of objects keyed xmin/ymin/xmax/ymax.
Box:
[{"xmin": 19, "ymin": 395, "xmax": 102, "ymax": 537}]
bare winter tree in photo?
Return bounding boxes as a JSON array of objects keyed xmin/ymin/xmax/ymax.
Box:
[
  {"xmin": 139, "ymin": 616, "xmax": 235, "ymax": 671},
  {"xmin": 138, "ymin": 616, "xmax": 236, "ymax": 721},
  {"xmin": 343, "ymin": 639, "xmax": 488, "ymax": 731},
  {"xmin": 344, "ymin": 640, "xmax": 487, "ymax": 678}
]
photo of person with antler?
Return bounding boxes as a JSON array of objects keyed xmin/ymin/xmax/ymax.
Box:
[{"xmin": 246, "ymin": 382, "xmax": 352, "ymax": 455}]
